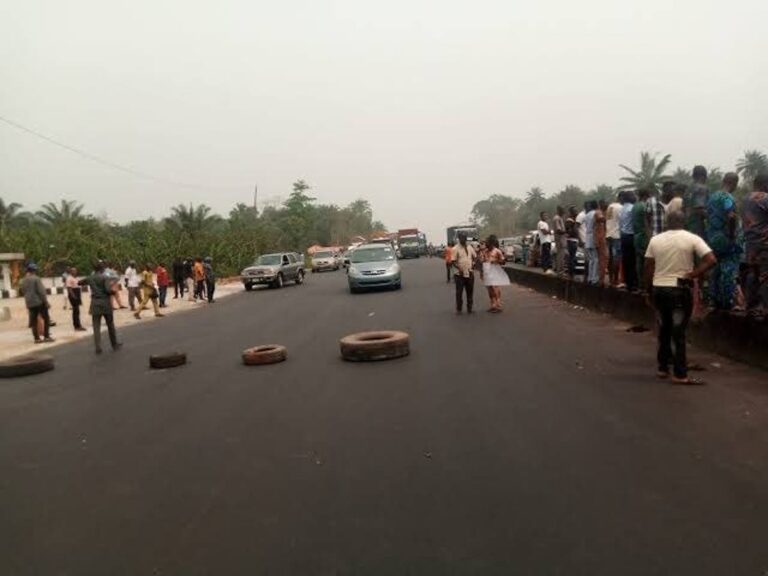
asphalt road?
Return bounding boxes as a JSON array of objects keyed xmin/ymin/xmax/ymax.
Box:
[{"xmin": 1, "ymin": 259, "xmax": 767, "ymax": 575}]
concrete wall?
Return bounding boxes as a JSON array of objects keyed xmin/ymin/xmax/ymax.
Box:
[{"xmin": 505, "ymin": 265, "xmax": 768, "ymax": 371}]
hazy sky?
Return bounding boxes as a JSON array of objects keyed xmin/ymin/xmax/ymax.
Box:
[{"xmin": 2, "ymin": 0, "xmax": 766, "ymax": 242}]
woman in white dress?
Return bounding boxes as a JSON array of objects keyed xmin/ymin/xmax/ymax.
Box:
[{"xmin": 482, "ymin": 235, "xmax": 510, "ymax": 312}]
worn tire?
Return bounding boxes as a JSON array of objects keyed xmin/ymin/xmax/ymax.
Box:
[
  {"xmin": 149, "ymin": 352, "xmax": 187, "ymax": 370},
  {"xmin": 242, "ymin": 345, "xmax": 287, "ymax": 366},
  {"xmin": 340, "ymin": 331, "xmax": 410, "ymax": 362},
  {"xmin": 0, "ymin": 354, "xmax": 55, "ymax": 378},
  {"xmin": 295, "ymin": 270, "xmax": 305, "ymax": 285}
]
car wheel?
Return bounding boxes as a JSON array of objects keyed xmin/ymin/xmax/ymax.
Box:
[
  {"xmin": 274, "ymin": 273, "xmax": 284, "ymax": 289},
  {"xmin": 349, "ymin": 285, "xmax": 358, "ymax": 294},
  {"xmin": 295, "ymin": 270, "xmax": 304, "ymax": 285},
  {"xmin": 244, "ymin": 283, "xmax": 253, "ymax": 291}
]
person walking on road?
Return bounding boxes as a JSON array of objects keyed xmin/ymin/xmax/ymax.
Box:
[
  {"xmin": 537, "ymin": 212, "xmax": 554, "ymax": 274},
  {"xmin": 451, "ymin": 231, "xmax": 476, "ymax": 314},
  {"xmin": 80, "ymin": 261, "xmax": 122, "ymax": 354},
  {"xmin": 483, "ymin": 235, "xmax": 510, "ymax": 312},
  {"xmin": 134, "ymin": 263, "xmax": 164, "ymax": 320},
  {"xmin": 65, "ymin": 267, "xmax": 87, "ymax": 331},
  {"xmin": 203, "ymin": 257, "xmax": 216, "ymax": 303},
  {"xmin": 124, "ymin": 261, "xmax": 140, "ymax": 311},
  {"xmin": 444, "ymin": 242, "xmax": 454, "ymax": 283},
  {"xmin": 706, "ymin": 172, "xmax": 742, "ymax": 311},
  {"xmin": 172, "ymin": 258, "xmax": 185, "ymax": 299},
  {"xmin": 742, "ymin": 172, "xmax": 768, "ymax": 320},
  {"xmin": 553, "ymin": 205, "xmax": 567, "ymax": 276},
  {"xmin": 156, "ymin": 262, "xmax": 170, "ymax": 308},
  {"xmin": 19, "ymin": 262, "xmax": 54, "ymax": 344},
  {"xmin": 644, "ymin": 211, "xmax": 716, "ymax": 384}
]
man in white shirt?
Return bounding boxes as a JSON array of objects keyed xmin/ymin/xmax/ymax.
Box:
[
  {"xmin": 575, "ymin": 203, "xmax": 587, "ymax": 246},
  {"xmin": 605, "ymin": 197, "xmax": 623, "ymax": 286},
  {"xmin": 644, "ymin": 211, "xmax": 716, "ymax": 384},
  {"xmin": 124, "ymin": 261, "xmax": 140, "ymax": 311},
  {"xmin": 583, "ymin": 201, "xmax": 598, "ymax": 284},
  {"xmin": 451, "ymin": 231, "xmax": 477, "ymax": 314},
  {"xmin": 537, "ymin": 212, "xmax": 554, "ymax": 274}
]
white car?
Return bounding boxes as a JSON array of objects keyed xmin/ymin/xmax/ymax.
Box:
[{"xmin": 311, "ymin": 250, "xmax": 340, "ymax": 273}]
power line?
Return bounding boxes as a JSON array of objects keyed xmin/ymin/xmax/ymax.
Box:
[{"xmin": 0, "ymin": 113, "xmax": 243, "ymax": 191}]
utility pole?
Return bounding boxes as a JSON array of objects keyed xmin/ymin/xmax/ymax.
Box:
[{"xmin": 253, "ymin": 184, "xmax": 258, "ymax": 215}]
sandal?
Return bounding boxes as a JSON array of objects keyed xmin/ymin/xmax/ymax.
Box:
[{"xmin": 656, "ymin": 371, "xmax": 669, "ymax": 379}]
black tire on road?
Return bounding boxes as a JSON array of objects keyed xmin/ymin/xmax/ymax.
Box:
[
  {"xmin": 149, "ymin": 352, "xmax": 187, "ymax": 370},
  {"xmin": 244, "ymin": 283, "xmax": 253, "ymax": 291},
  {"xmin": 273, "ymin": 273, "xmax": 284, "ymax": 289},
  {"xmin": 340, "ymin": 331, "xmax": 410, "ymax": 362},
  {"xmin": 242, "ymin": 345, "xmax": 287, "ymax": 366},
  {"xmin": 0, "ymin": 355, "xmax": 55, "ymax": 379},
  {"xmin": 295, "ymin": 270, "xmax": 304, "ymax": 285}
]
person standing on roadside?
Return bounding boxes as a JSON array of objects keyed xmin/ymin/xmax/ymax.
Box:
[
  {"xmin": 685, "ymin": 165, "xmax": 710, "ymax": 238},
  {"xmin": 104, "ymin": 262, "xmax": 127, "ymax": 310},
  {"xmin": 65, "ymin": 267, "xmax": 87, "ymax": 332},
  {"xmin": 193, "ymin": 257, "xmax": 205, "ymax": 301},
  {"xmin": 203, "ymin": 257, "xmax": 216, "ymax": 303},
  {"xmin": 134, "ymin": 263, "xmax": 164, "ymax": 320},
  {"xmin": 565, "ymin": 206, "xmax": 579, "ymax": 279},
  {"xmin": 647, "ymin": 187, "xmax": 667, "ymax": 238},
  {"xmin": 644, "ymin": 211, "xmax": 716, "ymax": 384},
  {"xmin": 483, "ymin": 235, "xmax": 510, "ymax": 312},
  {"xmin": 595, "ymin": 200, "xmax": 609, "ymax": 287},
  {"xmin": 172, "ymin": 258, "xmax": 185, "ymax": 299},
  {"xmin": 620, "ymin": 191, "xmax": 638, "ymax": 291},
  {"xmin": 537, "ymin": 211, "xmax": 554, "ymax": 274},
  {"xmin": 184, "ymin": 257, "xmax": 195, "ymax": 302},
  {"xmin": 606, "ymin": 195, "xmax": 623, "ymax": 286},
  {"xmin": 451, "ymin": 231, "xmax": 476, "ymax": 314},
  {"xmin": 741, "ymin": 172, "xmax": 768, "ymax": 320},
  {"xmin": 80, "ymin": 261, "xmax": 121, "ymax": 354},
  {"xmin": 19, "ymin": 262, "xmax": 54, "ymax": 344},
  {"xmin": 553, "ymin": 206, "xmax": 567, "ymax": 275},
  {"xmin": 444, "ymin": 242, "xmax": 454, "ymax": 283},
  {"xmin": 156, "ymin": 262, "xmax": 170, "ymax": 308},
  {"xmin": 633, "ymin": 188, "xmax": 651, "ymax": 290},
  {"xmin": 124, "ymin": 260, "xmax": 140, "ymax": 311},
  {"xmin": 583, "ymin": 201, "xmax": 598, "ymax": 285},
  {"xmin": 706, "ymin": 172, "xmax": 742, "ymax": 310}
]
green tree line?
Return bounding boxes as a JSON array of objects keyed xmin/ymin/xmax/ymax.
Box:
[
  {"xmin": 470, "ymin": 149, "xmax": 768, "ymax": 237},
  {"xmin": 0, "ymin": 180, "xmax": 386, "ymax": 277}
]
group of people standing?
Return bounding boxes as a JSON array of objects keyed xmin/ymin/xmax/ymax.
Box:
[
  {"xmin": 533, "ymin": 167, "xmax": 768, "ymax": 320},
  {"xmin": 446, "ymin": 232, "xmax": 510, "ymax": 314},
  {"xmin": 18, "ymin": 255, "xmax": 218, "ymax": 354}
]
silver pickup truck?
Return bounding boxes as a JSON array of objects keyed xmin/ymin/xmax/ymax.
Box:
[{"xmin": 240, "ymin": 253, "xmax": 305, "ymax": 290}]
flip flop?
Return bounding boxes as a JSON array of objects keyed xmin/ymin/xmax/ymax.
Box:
[{"xmin": 656, "ymin": 371, "xmax": 669, "ymax": 379}]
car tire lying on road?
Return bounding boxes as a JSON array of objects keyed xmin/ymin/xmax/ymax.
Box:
[
  {"xmin": 149, "ymin": 352, "xmax": 187, "ymax": 370},
  {"xmin": 0, "ymin": 354, "xmax": 55, "ymax": 378},
  {"xmin": 242, "ymin": 345, "xmax": 287, "ymax": 366},
  {"xmin": 340, "ymin": 331, "xmax": 410, "ymax": 362}
]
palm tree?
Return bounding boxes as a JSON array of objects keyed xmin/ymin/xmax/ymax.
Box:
[
  {"xmin": 0, "ymin": 198, "xmax": 23, "ymax": 230},
  {"xmin": 524, "ymin": 187, "xmax": 545, "ymax": 205},
  {"xmin": 736, "ymin": 150, "xmax": 768, "ymax": 184},
  {"xmin": 165, "ymin": 203, "xmax": 221, "ymax": 240},
  {"xmin": 619, "ymin": 152, "xmax": 672, "ymax": 192},
  {"xmin": 36, "ymin": 199, "xmax": 84, "ymax": 225}
]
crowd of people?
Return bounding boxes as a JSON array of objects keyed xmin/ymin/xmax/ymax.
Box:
[
  {"xmin": 18, "ymin": 256, "xmax": 218, "ymax": 354},
  {"xmin": 532, "ymin": 168, "xmax": 768, "ymax": 320}
]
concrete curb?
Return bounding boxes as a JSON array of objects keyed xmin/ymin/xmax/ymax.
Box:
[{"xmin": 504, "ymin": 265, "xmax": 768, "ymax": 371}]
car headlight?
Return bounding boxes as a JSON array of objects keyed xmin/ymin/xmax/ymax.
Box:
[{"xmin": 349, "ymin": 266, "xmax": 359, "ymax": 276}]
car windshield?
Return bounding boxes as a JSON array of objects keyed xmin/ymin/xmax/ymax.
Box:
[
  {"xmin": 315, "ymin": 251, "xmax": 334, "ymax": 258},
  {"xmin": 351, "ymin": 247, "xmax": 395, "ymax": 263},
  {"xmin": 401, "ymin": 240, "xmax": 419, "ymax": 247},
  {"xmin": 256, "ymin": 255, "xmax": 281, "ymax": 266}
]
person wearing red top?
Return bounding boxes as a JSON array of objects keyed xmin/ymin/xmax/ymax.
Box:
[{"xmin": 155, "ymin": 263, "xmax": 170, "ymax": 308}]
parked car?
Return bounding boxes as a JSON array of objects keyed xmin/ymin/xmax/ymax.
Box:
[
  {"xmin": 347, "ymin": 243, "xmax": 401, "ymax": 293},
  {"xmin": 241, "ymin": 253, "xmax": 305, "ymax": 290},
  {"xmin": 500, "ymin": 236, "xmax": 523, "ymax": 263},
  {"xmin": 311, "ymin": 250, "xmax": 340, "ymax": 272}
]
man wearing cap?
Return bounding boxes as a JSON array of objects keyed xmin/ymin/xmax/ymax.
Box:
[{"xmin": 19, "ymin": 263, "xmax": 55, "ymax": 344}]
